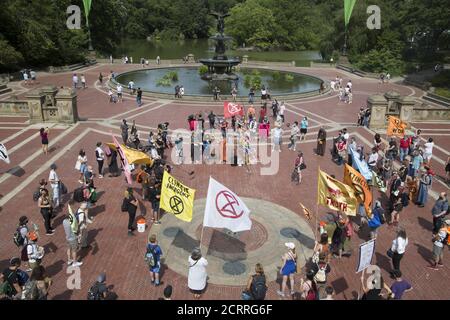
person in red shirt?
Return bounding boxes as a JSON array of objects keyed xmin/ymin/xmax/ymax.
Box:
[
  {"xmin": 399, "ymin": 136, "xmax": 411, "ymax": 162},
  {"xmin": 259, "ymin": 105, "xmax": 267, "ymax": 123}
]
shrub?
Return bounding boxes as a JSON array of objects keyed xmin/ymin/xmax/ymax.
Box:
[
  {"xmin": 431, "ymin": 70, "xmax": 450, "ymax": 88},
  {"xmin": 198, "ymin": 65, "xmax": 208, "ymax": 76},
  {"xmin": 284, "ymin": 74, "xmax": 294, "ymax": 82}
]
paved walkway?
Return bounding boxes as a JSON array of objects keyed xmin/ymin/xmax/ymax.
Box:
[{"xmin": 0, "ymin": 63, "xmax": 449, "ymax": 300}]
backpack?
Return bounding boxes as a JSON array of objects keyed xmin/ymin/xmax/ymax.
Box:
[
  {"xmin": 314, "ymin": 263, "xmax": 327, "ymax": 283},
  {"xmin": 121, "ymin": 198, "xmax": 129, "ymax": 212},
  {"xmin": 22, "ymin": 280, "xmax": 39, "ymax": 300},
  {"xmin": 33, "ymin": 189, "xmax": 40, "ymax": 202},
  {"xmin": 73, "ymin": 187, "xmax": 85, "ymax": 203},
  {"xmin": 305, "ymin": 282, "xmax": 318, "ymax": 300},
  {"xmin": 13, "ymin": 227, "xmax": 25, "ymax": 247},
  {"xmin": 87, "ymin": 283, "xmax": 102, "ymax": 300},
  {"xmin": 89, "ymin": 189, "xmax": 97, "ymax": 203},
  {"xmin": 145, "ymin": 245, "xmax": 158, "ymax": 268},
  {"xmin": 17, "ymin": 269, "xmax": 29, "ymax": 286},
  {"xmin": 250, "ymin": 275, "xmax": 267, "ymax": 300}
]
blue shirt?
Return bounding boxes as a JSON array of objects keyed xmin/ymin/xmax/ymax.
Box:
[
  {"xmin": 390, "ymin": 280, "xmax": 412, "ymax": 300},
  {"xmin": 301, "ymin": 119, "xmax": 308, "ymax": 129},
  {"xmin": 147, "ymin": 244, "xmax": 162, "ymax": 263},
  {"xmin": 412, "ymin": 155, "xmax": 423, "ymax": 170}
]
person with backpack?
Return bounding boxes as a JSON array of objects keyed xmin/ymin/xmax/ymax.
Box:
[
  {"xmin": 148, "ymin": 183, "xmax": 161, "ymax": 225},
  {"xmin": 63, "ymin": 212, "xmax": 83, "ymax": 268},
  {"xmin": 243, "ymin": 263, "xmax": 267, "ymax": 300},
  {"xmin": 428, "ymin": 220, "xmax": 450, "ymax": 270},
  {"xmin": 122, "ymin": 188, "xmax": 138, "ymax": 236},
  {"xmin": 2, "ymin": 258, "xmax": 25, "ymax": 299},
  {"xmin": 26, "ymin": 232, "xmax": 44, "ymax": 271},
  {"xmin": 311, "ymin": 253, "xmax": 331, "ymax": 296},
  {"xmin": 312, "ymin": 233, "xmax": 330, "ymax": 264},
  {"xmin": 146, "ymin": 234, "xmax": 163, "ymax": 286},
  {"xmin": 14, "ymin": 216, "xmax": 31, "ymax": 271},
  {"xmin": 368, "ymin": 201, "xmax": 385, "ymax": 239},
  {"xmin": 277, "ymin": 242, "xmax": 297, "ymax": 298},
  {"xmin": 300, "ymin": 270, "xmax": 319, "ymax": 300},
  {"xmin": 0, "ymin": 273, "xmax": 14, "ymax": 299},
  {"xmin": 22, "ymin": 266, "xmax": 52, "ymax": 300},
  {"xmin": 95, "ymin": 142, "xmax": 105, "ymax": 178},
  {"xmin": 431, "ymin": 193, "xmax": 448, "ymax": 235},
  {"xmin": 389, "ymin": 229, "xmax": 408, "ymax": 276},
  {"xmin": 38, "ymin": 188, "xmax": 54, "ymax": 236},
  {"xmin": 87, "ymin": 273, "xmax": 108, "ymax": 300},
  {"xmin": 77, "ymin": 202, "xmax": 93, "ymax": 249},
  {"xmin": 188, "ymin": 248, "xmax": 208, "ymax": 299}
]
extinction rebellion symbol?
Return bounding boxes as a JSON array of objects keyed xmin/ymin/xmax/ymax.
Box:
[
  {"xmin": 215, "ymin": 191, "xmax": 244, "ymax": 219},
  {"xmin": 169, "ymin": 196, "xmax": 184, "ymax": 215}
]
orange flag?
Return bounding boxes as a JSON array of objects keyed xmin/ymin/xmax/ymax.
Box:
[
  {"xmin": 387, "ymin": 116, "xmax": 407, "ymax": 137},
  {"xmin": 344, "ymin": 164, "xmax": 372, "ymax": 218}
]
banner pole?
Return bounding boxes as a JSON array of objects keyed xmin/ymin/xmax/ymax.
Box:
[{"xmin": 199, "ymin": 225, "xmax": 205, "ymax": 256}]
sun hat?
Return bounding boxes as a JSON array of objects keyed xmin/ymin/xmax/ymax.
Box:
[{"xmin": 285, "ymin": 242, "xmax": 295, "ymax": 250}]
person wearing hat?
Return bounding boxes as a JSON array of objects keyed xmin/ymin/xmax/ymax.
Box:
[
  {"xmin": 26, "ymin": 232, "xmax": 44, "ymax": 271},
  {"xmin": 277, "ymin": 242, "xmax": 297, "ymax": 298},
  {"xmin": 1, "ymin": 258, "xmax": 23, "ymax": 298},
  {"xmin": 87, "ymin": 273, "xmax": 108, "ymax": 300},
  {"xmin": 48, "ymin": 164, "xmax": 60, "ymax": 209},
  {"xmin": 428, "ymin": 220, "xmax": 450, "ymax": 270},
  {"xmin": 417, "ymin": 166, "xmax": 432, "ymax": 207},
  {"xmin": 431, "ymin": 193, "xmax": 448, "ymax": 234},
  {"xmin": 188, "ymin": 248, "xmax": 208, "ymax": 299}
]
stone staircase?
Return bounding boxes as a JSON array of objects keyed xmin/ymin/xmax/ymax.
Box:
[
  {"xmin": 0, "ymin": 84, "xmax": 12, "ymax": 95},
  {"xmin": 422, "ymin": 92, "xmax": 450, "ymax": 108}
]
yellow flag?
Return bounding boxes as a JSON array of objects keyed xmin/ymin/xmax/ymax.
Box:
[
  {"xmin": 317, "ymin": 169, "xmax": 357, "ymax": 216},
  {"xmin": 106, "ymin": 142, "xmax": 153, "ymax": 166},
  {"xmin": 344, "ymin": 164, "xmax": 372, "ymax": 218},
  {"xmin": 160, "ymin": 171, "xmax": 196, "ymax": 222},
  {"xmin": 387, "ymin": 116, "xmax": 407, "ymax": 137}
]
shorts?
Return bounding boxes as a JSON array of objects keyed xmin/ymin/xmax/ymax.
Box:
[
  {"xmin": 150, "ymin": 262, "xmax": 161, "ymax": 273},
  {"xmin": 152, "ymin": 202, "xmax": 160, "ymax": 212},
  {"xmin": 300, "ymin": 128, "xmax": 307, "ymax": 134},
  {"xmin": 68, "ymin": 239, "xmax": 79, "ymax": 251},
  {"xmin": 433, "ymin": 244, "xmax": 443, "ymax": 259},
  {"xmin": 189, "ymin": 288, "xmax": 205, "ymax": 295},
  {"xmin": 118, "ymin": 92, "xmax": 122, "ymax": 97}
]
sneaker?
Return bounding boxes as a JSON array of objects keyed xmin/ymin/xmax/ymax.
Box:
[
  {"xmin": 276, "ymin": 290, "xmax": 285, "ymax": 297},
  {"xmin": 99, "ymin": 175, "xmax": 103, "ymax": 179},
  {"xmin": 128, "ymin": 231, "xmax": 134, "ymax": 236},
  {"xmin": 72, "ymin": 261, "xmax": 83, "ymax": 267},
  {"xmin": 154, "ymin": 221, "xmax": 162, "ymax": 225},
  {"xmin": 46, "ymin": 231, "xmax": 55, "ymax": 236},
  {"xmin": 427, "ymin": 265, "xmax": 438, "ymax": 270},
  {"xmin": 437, "ymin": 263, "xmax": 444, "ymax": 267}
]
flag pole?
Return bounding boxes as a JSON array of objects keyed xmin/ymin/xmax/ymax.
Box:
[
  {"xmin": 199, "ymin": 224, "xmax": 205, "ymax": 256},
  {"xmin": 316, "ymin": 166, "xmax": 321, "ymax": 240}
]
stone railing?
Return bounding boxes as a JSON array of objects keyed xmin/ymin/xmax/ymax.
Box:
[{"xmin": 0, "ymin": 98, "xmax": 29, "ymax": 115}]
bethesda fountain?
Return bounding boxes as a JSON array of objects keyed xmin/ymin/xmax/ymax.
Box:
[{"xmin": 199, "ymin": 12, "xmax": 241, "ymax": 81}]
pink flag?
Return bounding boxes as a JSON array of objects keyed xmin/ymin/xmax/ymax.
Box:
[{"xmin": 112, "ymin": 135, "xmax": 133, "ymax": 185}]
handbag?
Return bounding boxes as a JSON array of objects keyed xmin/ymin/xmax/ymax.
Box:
[
  {"xmin": 386, "ymin": 249, "xmax": 394, "ymax": 258},
  {"xmin": 75, "ymin": 161, "xmax": 81, "ymax": 171},
  {"xmin": 59, "ymin": 182, "xmax": 68, "ymax": 195},
  {"xmin": 300, "ymin": 163, "xmax": 306, "ymax": 170}
]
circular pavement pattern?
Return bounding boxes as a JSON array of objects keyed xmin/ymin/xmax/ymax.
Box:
[{"xmin": 151, "ymin": 197, "xmax": 315, "ymax": 285}]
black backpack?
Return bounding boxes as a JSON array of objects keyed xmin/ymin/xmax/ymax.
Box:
[
  {"xmin": 33, "ymin": 189, "xmax": 40, "ymax": 201},
  {"xmin": 13, "ymin": 227, "xmax": 25, "ymax": 247},
  {"xmin": 87, "ymin": 283, "xmax": 102, "ymax": 300},
  {"xmin": 401, "ymin": 192, "xmax": 409, "ymax": 207},
  {"xmin": 73, "ymin": 187, "xmax": 85, "ymax": 203},
  {"xmin": 121, "ymin": 198, "xmax": 129, "ymax": 212},
  {"xmin": 250, "ymin": 275, "xmax": 267, "ymax": 300}
]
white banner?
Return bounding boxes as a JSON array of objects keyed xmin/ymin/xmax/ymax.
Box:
[
  {"xmin": 356, "ymin": 239, "xmax": 376, "ymax": 273},
  {"xmin": 203, "ymin": 177, "xmax": 252, "ymax": 233},
  {"xmin": 0, "ymin": 143, "xmax": 10, "ymax": 164}
]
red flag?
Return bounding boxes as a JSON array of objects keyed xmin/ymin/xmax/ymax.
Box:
[
  {"xmin": 224, "ymin": 101, "xmax": 244, "ymax": 118},
  {"xmin": 112, "ymin": 135, "xmax": 133, "ymax": 185}
]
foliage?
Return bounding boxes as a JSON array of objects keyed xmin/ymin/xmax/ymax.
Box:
[
  {"xmin": 353, "ymin": 49, "xmax": 405, "ymax": 76},
  {"xmin": 431, "ymin": 70, "xmax": 450, "ymax": 88},
  {"xmin": 244, "ymin": 74, "xmax": 262, "ymax": 89},
  {"xmin": 198, "ymin": 65, "xmax": 209, "ymax": 76},
  {"xmin": 271, "ymin": 71, "xmax": 281, "ymax": 80},
  {"xmin": 284, "ymin": 74, "xmax": 294, "ymax": 82},
  {"xmin": 156, "ymin": 78, "xmax": 171, "ymax": 86},
  {"xmin": 434, "ymin": 88, "xmax": 450, "ymax": 99},
  {"xmin": 156, "ymin": 70, "xmax": 179, "ymax": 86}
]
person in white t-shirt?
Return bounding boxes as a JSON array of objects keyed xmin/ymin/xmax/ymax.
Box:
[
  {"xmin": 128, "ymin": 80, "xmax": 135, "ymax": 95},
  {"xmin": 48, "ymin": 163, "xmax": 60, "ymax": 208},
  {"xmin": 347, "ymin": 80, "xmax": 352, "ymax": 90},
  {"xmin": 423, "ymin": 138, "xmax": 434, "ymax": 164},
  {"xmin": 95, "ymin": 142, "xmax": 105, "ymax": 178},
  {"xmin": 72, "ymin": 73, "xmax": 79, "ymax": 89},
  {"xmin": 368, "ymin": 148, "xmax": 379, "ymax": 171},
  {"xmin": 117, "ymin": 84, "xmax": 123, "ymax": 102},
  {"xmin": 180, "ymin": 86, "xmax": 185, "ymax": 97},
  {"xmin": 272, "ymin": 125, "xmax": 283, "ymax": 152},
  {"xmin": 279, "ymin": 102, "xmax": 286, "ymax": 123},
  {"xmin": 81, "ymin": 74, "xmax": 86, "ymax": 89},
  {"xmin": 23, "ymin": 71, "xmax": 29, "ymax": 85},
  {"xmin": 330, "ymin": 80, "xmax": 336, "ymax": 93}
]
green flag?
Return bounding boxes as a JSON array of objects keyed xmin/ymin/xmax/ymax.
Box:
[
  {"xmin": 83, "ymin": 0, "xmax": 92, "ymax": 22},
  {"xmin": 344, "ymin": 0, "xmax": 357, "ymax": 26}
]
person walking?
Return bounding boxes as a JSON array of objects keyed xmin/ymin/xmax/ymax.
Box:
[
  {"xmin": 316, "ymin": 127, "xmax": 327, "ymax": 156},
  {"xmin": 40, "ymin": 127, "xmax": 49, "ymax": 155},
  {"xmin": 431, "ymin": 193, "xmax": 449, "ymax": 235},
  {"xmin": 188, "ymin": 248, "xmax": 208, "ymax": 299},
  {"xmin": 288, "ymin": 122, "xmax": 300, "ymax": 151},
  {"xmin": 300, "ymin": 117, "xmax": 308, "ymax": 141},
  {"xmin": 116, "ymin": 84, "xmax": 123, "ymax": 102},
  {"xmin": 120, "ymin": 120, "xmax": 129, "ymax": 145},
  {"xmin": 99, "ymin": 73, "xmax": 103, "ymax": 85},
  {"xmin": 242, "ymin": 263, "xmax": 267, "ymax": 300},
  {"xmin": 428, "ymin": 220, "xmax": 450, "ymax": 270},
  {"xmin": 368, "ymin": 201, "xmax": 384, "ymax": 239},
  {"xmin": 272, "ymin": 124, "xmax": 283, "ymax": 152},
  {"xmin": 95, "ymin": 143, "xmax": 105, "ymax": 179},
  {"xmin": 277, "ymin": 242, "xmax": 297, "ymax": 298},
  {"xmin": 72, "ymin": 73, "xmax": 79, "ymax": 89},
  {"xmin": 146, "ymin": 234, "xmax": 163, "ymax": 287},
  {"xmin": 445, "ymin": 156, "xmax": 450, "ymax": 184},
  {"xmin": 81, "ymin": 74, "xmax": 87, "ymax": 89},
  {"xmin": 389, "ymin": 270, "xmax": 412, "ymax": 300},
  {"xmin": 417, "ymin": 167, "xmax": 433, "ymax": 207},
  {"xmin": 208, "ymin": 111, "xmax": 216, "ymax": 129},
  {"xmin": 63, "ymin": 212, "xmax": 83, "ymax": 267},
  {"xmin": 38, "ymin": 189, "xmax": 54, "ymax": 236},
  {"xmin": 278, "ymin": 101, "xmax": 286, "ymax": 124},
  {"xmin": 48, "ymin": 164, "xmax": 60, "ymax": 210},
  {"xmin": 423, "ymin": 138, "xmax": 434, "ymax": 164},
  {"xmin": 123, "ymin": 188, "xmax": 138, "ymax": 236},
  {"xmin": 389, "ymin": 229, "xmax": 408, "ymax": 276},
  {"xmin": 136, "ymin": 87, "xmax": 143, "ymax": 107}
]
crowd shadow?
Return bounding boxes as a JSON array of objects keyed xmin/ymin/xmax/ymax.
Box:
[
  {"xmin": 414, "ymin": 243, "xmax": 433, "ymax": 264},
  {"xmin": 417, "ymin": 217, "xmax": 433, "ymax": 232},
  {"xmin": 52, "ymin": 290, "xmax": 73, "ymax": 300},
  {"xmin": 90, "ymin": 204, "xmax": 106, "ymax": 218},
  {"xmin": 374, "ymin": 252, "xmax": 392, "ymax": 273},
  {"xmin": 45, "ymin": 259, "xmax": 65, "ymax": 278}
]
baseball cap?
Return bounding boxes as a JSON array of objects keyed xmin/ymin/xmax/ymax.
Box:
[{"xmin": 285, "ymin": 242, "xmax": 295, "ymax": 250}]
